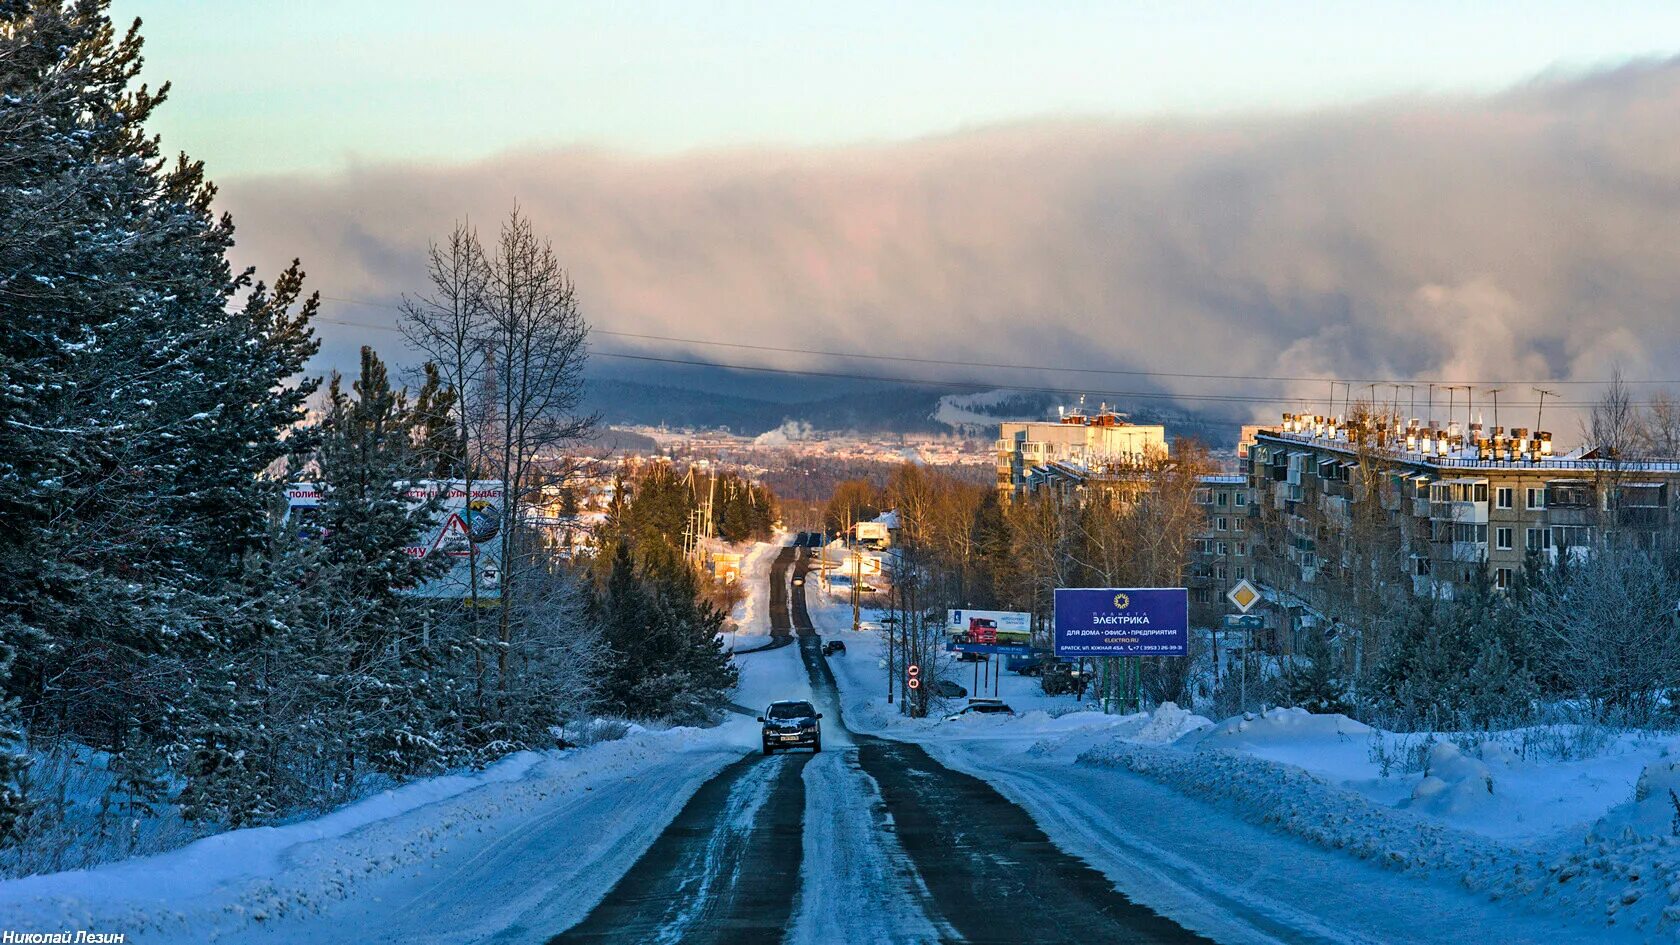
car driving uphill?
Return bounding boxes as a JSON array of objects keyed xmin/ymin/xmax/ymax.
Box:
[{"xmin": 759, "ymin": 700, "xmax": 822, "ymax": 754}]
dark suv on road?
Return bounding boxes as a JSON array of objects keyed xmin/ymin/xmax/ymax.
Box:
[{"xmin": 759, "ymin": 700, "xmax": 822, "ymax": 754}]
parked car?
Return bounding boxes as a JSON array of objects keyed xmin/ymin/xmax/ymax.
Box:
[
  {"xmin": 1007, "ymin": 652, "xmax": 1048, "ymax": 676},
  {"xmin": 823, "ymin": 640, "xmax": 846, "ymax": 656},
  {"xmin": 1041, "ymin": 660, "xmax": 1085, "ymax": 696},
  {"xmin": 758, "ymin": 700, "xmax": 822, "ymax": 754},
  {"xmin": 933, "ymin": 680, "xmax": 967, "ymax": 699},
  {"xmin": 944, "ymin": 698, "xmax": 1015, "ymax": 722}
]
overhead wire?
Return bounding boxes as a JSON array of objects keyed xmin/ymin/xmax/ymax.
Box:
[{"xmin": 307, "ymin": 296, "xmax": 1677, "ymax": 409}]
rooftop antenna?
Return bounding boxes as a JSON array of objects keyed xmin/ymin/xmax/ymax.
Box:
[
  {"xmin": 1485, "ymin": 388, "xmax": 1502, "ymax": 430},
  {"xmin": 1532, "ymin": 387, "xmax": 1557, "ymax": 432},
  {"xmin": 1427, "ymin": 383, "xmax": 1436, "ymax": 426}
]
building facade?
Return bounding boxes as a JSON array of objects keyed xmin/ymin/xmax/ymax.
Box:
[
  {"xmin": 1246, "ymin": 413, "xmax": 1680, "ymax": 608},
  {"xmin": 996, "ymin": 409, "xmax": 1167, "ymax": 499},
  {"xmin": 1190, "ymin": 474, "xmax": 1251, "ymax": 627}
]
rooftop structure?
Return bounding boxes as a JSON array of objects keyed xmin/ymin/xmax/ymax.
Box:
[{"xmin": 996, "ymin": 406, "xmax": 1167, "ymax": 498}]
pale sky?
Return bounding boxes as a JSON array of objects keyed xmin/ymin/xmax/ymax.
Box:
[{"xmin": 125, "ymin": 1, "xmax": 1680, "ymax": 179}]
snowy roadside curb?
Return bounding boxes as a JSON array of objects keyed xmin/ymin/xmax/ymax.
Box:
[
  {"xmin": 1077, "ymin": 737, "xmax": 1680, "ymax": 937},
  {"xmin": 0, "ymin": 723, "xmax": 754, "ymax": 943}
]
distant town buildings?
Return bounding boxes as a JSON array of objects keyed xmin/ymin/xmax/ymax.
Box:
[{"xmin": 995, "ymin": 407, "xmax": 1168, "ymax": 499}]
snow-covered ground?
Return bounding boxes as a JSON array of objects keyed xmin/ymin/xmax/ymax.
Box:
[
  {"xmin": 0, "ymin": 545, "xmax": 799, "ymax": 945},
  {"xmin": 805, "ymin": 579, "xmax": 1673, "ymax": 943},
  {"xmin": 726, "ymin": 537, "xmax": 784, "ymax": 651},
  {"xmin": 0, "ymin": 726, "xmax": 748, "ymax": 943}
]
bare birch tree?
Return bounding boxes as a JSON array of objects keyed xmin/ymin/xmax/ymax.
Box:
[
  {"xmin": 400, "ymin": 221, "xmax": 494, "ymax": 693},
  {"xmin": 481, "ymin": 207, "xmax": 596, "ymax": 692}
]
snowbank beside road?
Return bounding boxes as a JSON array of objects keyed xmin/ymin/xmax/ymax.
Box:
[
  {"xmin": 727, "ymin": 538, "xmax": 782, "ymax": 651},
  {"xmin": 806, "ymin": 592, "xmax": 1665, "ymax": 941},
  {"xmin": 0, "ymin": 719, "xmax": 761, "ymax": 945}
]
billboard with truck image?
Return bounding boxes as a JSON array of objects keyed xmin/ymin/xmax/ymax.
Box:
[{"xmin": 945, "ymin": 608, "xmax": 1033, "ymax": 654}]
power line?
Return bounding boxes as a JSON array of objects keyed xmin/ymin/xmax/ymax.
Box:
[{"xmin": 309, "ymin": 299, "xmax": 1676, "ymax": 405}]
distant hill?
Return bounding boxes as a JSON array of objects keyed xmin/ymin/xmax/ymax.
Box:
[{"xmin": 583, "ymin": 375, "xmax": 1239, "ymax": 448}]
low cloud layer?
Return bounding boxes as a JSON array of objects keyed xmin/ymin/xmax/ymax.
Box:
[{"xmin": 221, "ymin": 58, "xmax": 1680, "ymax": 427}]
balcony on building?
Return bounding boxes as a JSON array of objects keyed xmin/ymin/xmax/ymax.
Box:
[{"xmin": 1545, "ymin": 480, "xmax": 1597, "ymax": 528}]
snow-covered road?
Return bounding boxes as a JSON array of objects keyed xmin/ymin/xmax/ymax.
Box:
[{"xmin": 1, "ymin": 537, "xmax": 1653, "ymax": 943}]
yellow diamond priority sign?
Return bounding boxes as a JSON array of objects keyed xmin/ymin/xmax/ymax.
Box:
[{"xmin": 1226, "ymin": 579, "xmax": 1261, "ymax": 613}]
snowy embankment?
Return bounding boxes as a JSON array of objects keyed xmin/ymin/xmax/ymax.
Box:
[
  {"xmin": 1081, "ymin": 709, "xmax": 1680, "ymax": 937},
  {"xmin": 0, "ymin": 542, "xmax": 793, "ymax": 945},
  {"xmin": 805, "ymin": 582, "xmax": 1670, "ymax": 943},
  {"xmin": 727, "ymin": 537, "xmax": 783, "ymax": 651},
  {"xmin": 0, "ymin": 724, "xmax": 753, "ymax": 944}
]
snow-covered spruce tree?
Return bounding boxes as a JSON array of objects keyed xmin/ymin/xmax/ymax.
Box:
[
  {"xmin": 1365, "ymin": 573, "xmax": 1539, "ymax": 730},
  {"xmin": 1280, "ymin": 626, "xmax": 1354, "ymax": 716},
  {"xmin": 592, "ymin": 543, "xmax": 737, "ymax": 724},
  {"xmin": 306, "ymin": 348, "xmax": 454, "ymax": 782},
  {"xmin": 0, "ymin": 2, "xmax": 317, "ymax": 833}
]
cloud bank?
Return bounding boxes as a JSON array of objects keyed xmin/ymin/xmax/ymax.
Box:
[{"xmin": 220, "ymin": 58, "xmax": 1680, "ymax": 425}]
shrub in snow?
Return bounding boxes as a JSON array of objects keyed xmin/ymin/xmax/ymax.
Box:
[{"xmin": 1404, "ymin": 741, "xmax": 1495, "ymax": 818}]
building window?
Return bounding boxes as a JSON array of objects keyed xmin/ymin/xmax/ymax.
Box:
[
  {"xmin": 1193, "ymin": 587, "xmax": 1211, "ymax": 603},
  {"xmin": 1473, "ymin": 483, "xmax": 1489, "ymax": 503},
  {"xmin": 1217, "ymin": 541, "xmax": 1230, "ymax": 556},
  {"xmin": 1496, "ymin": 527, "xmax": 1513, "ymax": 551},
  {"xmin": 1234, "ymin": 542, "xmax": 1245, "ymax": 556},
  {"xmin": 1233, "ymin": 518, "xmax": 1245, "ymax": 533},
  {"xmin": 1526, "ymin": 487, "xmax": 1545, "ymax": 510},
  {"xmin": 1216, "ymin": 516, "xmax": 1229, "ymax": 532},
  {"xmin": 1217, "ymin": 491, "xmax": 1229, "ymax": 506},
  {"xmin": 1215, "ymin": 564, "xmax": 1228, "ymax": 581},
  {"xmin": 1413, "ymin": 557, "xmax": 1431, "ymax": 576},
  {"xmin": 1195, "ymin": 488, "xmax": 1213, "ymax": 505},
  {"xmin": 1495, "ymin": 567, "xmax": 1513, "ymax": 590},
  {"xmin": 1496, "ymin": 487, "xmax": 1513, "ymax": 509},
  {"xmin": 1235, "ymin": 492, "xmax": 1247, "ymax": 506},
  {"xmin": 1526, "ymin": 527, "xmax": 1551, "ymax": 552}
]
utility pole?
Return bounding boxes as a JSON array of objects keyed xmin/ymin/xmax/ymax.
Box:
[
  {"xmin": 1533, "ymin": 387, "xmax": 1557, "ymax": 432},
  {"xmin": 851, "ymin": 529, "xmax": 862, "ymax": 632}
]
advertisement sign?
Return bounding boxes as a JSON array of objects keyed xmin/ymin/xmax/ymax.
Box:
[
  {"xmin": 946, "ymin": 609, "xmax": 1031, "ymax": 644},
  {"xmin": 286, "ymin": 479, "xmax": 505, "ymax": 601},
  {"xmin": 1053, "ymin": 588, "xmax": 1188, "ymax": 657},
  {"xmin": 946, "ymin": 641, "xmax": 1034, "ymax": 657}
]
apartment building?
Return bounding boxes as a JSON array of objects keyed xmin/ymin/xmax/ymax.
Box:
[
  {"xmin": 1246, "ymin": 412, "xmax": 1680, "ymax": 604},
  {"xmin": 1190, "ymin": 474, "xmax": 1251, "ymax": 625},
  {"xmin": 996, "ymin": 408, "xmax": 1167, "ymax": 499}
]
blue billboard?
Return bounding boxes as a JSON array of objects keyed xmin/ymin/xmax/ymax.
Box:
[{"xmin": 1053, "ymin": 588, "xmax": 1189, "ymax": 657}]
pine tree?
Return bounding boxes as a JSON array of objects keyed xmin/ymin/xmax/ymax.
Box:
[
  {"xmin": 1, "ymin": 2, "xmax": 318, "ymax": 832},
  {"xmin": 1282, "ymin": 627, "xmax": 1354, "ymax": 716}
]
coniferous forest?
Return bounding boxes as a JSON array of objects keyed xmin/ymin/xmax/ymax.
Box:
[{"xmin": 0, "ymin": 2, "xmax": 755, "ymax": 875}]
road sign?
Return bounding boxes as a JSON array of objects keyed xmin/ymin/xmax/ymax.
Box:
[
  {"xmin": 1223, "ymin": 614, "xmax": 1263, "ymax": 630},
  {"xmin": 908, "ymin": 678, "xmax": 920, "ymax": 690},
  {"xmin": 1053, "ymin": 588, "xmax": 1189, "ymax": 657},
  {"xmin": 1226, "ymin": 579, "xmax": 1261, "ymax": 613},
  {"xmin": 907, "ymin": 664, "xmax": 920, "ymax": 677}
]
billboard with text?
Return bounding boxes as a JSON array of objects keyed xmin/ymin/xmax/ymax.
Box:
[{"xmin": 1053, "ymin": 588, "xmax": 1188, "ymax": 657}]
